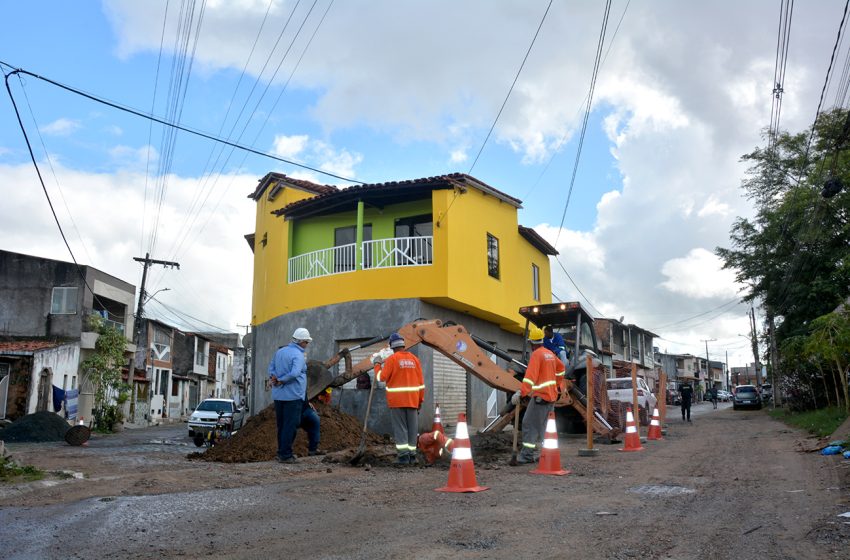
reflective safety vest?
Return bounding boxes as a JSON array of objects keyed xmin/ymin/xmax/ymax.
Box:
[
  {"xmin": 520, "ymin": 346, "xmax": 566, "ymax": 402},
  {"xmin": 375, "ymin": 350, "xmax": 425, "ymax": 408}
]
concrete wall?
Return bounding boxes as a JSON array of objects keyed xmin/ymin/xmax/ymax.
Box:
[
  {"xmin": 29, "ymin": 343, "xmax": 80, "ymax": 415},
  {"xmin": 251, "ymin": 298, "xmax": 524, "ymax": 432},
  {"xmin": 0, "ymin": 250, "xmax": 83, "ymax": 338}
]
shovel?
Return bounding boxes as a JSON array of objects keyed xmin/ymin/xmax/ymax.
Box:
[
  {"xmin": 509, "ymin": 399, "xmax": 522, "ymax": 466},
  {"xmin": 350, "ymin": 376, "xmax": 377, "ymax": 465}
]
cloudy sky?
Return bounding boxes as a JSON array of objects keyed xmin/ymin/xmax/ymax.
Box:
[{"xmin": 0, "ymin": 0, "xmax": 843, "ymax": 368}]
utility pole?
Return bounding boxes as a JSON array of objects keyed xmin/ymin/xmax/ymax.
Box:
[
  {"xmin": 749, "ymin": 305, "xmax": 762, "ymax": 391},
  {"xmin": 725, "ymin": 350, "xmax": 729, "ymax": 391},
  {"xmin": 129, "ymin": 253, "xmax": 180, "ymax": 422},
  {"xmin": 701, "ymin": 338, "xmax": 717, "ymax": 395},
  {"xmin": 236, "ymin": 323, "xmax": 252, "ymax": 410},
  {"xmin": 766, "ymin": 306, "xmax": 781, "ymax": 407}
]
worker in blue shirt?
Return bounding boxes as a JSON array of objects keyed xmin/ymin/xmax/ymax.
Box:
[
  {"xmin": 543, "ymin": 326, "xmax": 568, "ymax": 366},
  {"xmin": 269, "ymin": 327, "xmax": 312, "ymax": 463}
]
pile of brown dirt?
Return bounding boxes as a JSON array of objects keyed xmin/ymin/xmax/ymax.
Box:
[
  {"xmin": 190, "ymin": 402, "xmax": 386, "ymax": 463},
  {"xmin": 0, "ymin": 411, "xmax": 69, "ymax": 443}
]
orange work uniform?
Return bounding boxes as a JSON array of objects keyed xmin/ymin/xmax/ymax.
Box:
[
  {"xmin": 520, "ymin": 346, "xmax": 566, "ymax": 402},
  {"xmin": 375, "ymin": 350, "xmax": 425, "ymax": 408}
]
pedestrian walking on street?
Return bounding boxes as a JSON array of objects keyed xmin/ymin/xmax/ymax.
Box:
[
  {"xmin": 710, "ymin": 387, "xmax": 718, "ymax": 409},
  {"xmin": 373, "ymin": 333, "xmax": 425, "ymax": 466},
  {"xmin": 680, "ymin": 383, "xmax": 693, "ymax": 423},
  {"xmin": 268, "ymin": 327, "xmax": 312, "ymax": 463},
  {"xmin": 513, "ymin": 327, "xmax": 566, "ymax": 464}
]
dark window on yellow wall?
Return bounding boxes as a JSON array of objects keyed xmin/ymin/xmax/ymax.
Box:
[
  {"xmin": 532, "ymin": 264, "xmax": 540, "ymax": 301},
  {"xmin": 487, "ymin": 233, "xmax": 500, "ymax": 279}
]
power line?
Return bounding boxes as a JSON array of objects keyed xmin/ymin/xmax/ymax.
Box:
[
  {"xmin": 149, "ymin": 295, "xmax": 230, "ymax": 332},
  {"xmin": 648, "ymin": 297, "xmax": 743, "ymax": 331},
  {"xmin": 468, "ymin": 0, "xmax": 553, "ymax": 173},
  {"xmin": 553, "ymin": 0, "xmax": 612, "ymax": 248},
  {"xmin": 552, "ymin": 255, "xmax": 602, "ymax": 317},
  {"xmin": 523, "ymin": 0, "xmax": 631, "ymax": 201},
  {"xmin": 0, "ymin": 62, "xmax": 365, "ymax": 185}
]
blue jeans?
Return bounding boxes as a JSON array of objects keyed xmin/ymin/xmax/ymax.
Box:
[
  {"xmin": 275, "ymin": 399, "xmax": 303, "ymax": 460},
  {"xmin": 299, "ymin": 402, "xmax": 320, "ymax": 452}
]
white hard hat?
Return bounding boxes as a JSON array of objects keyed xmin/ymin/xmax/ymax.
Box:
[{"xmin": 292, "ymin": 327, "xmax": 312, "ymax": 342}]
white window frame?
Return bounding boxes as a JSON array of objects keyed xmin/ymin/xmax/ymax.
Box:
[{"xmin": 51, "ymin": 287, "xmax": 78, "ymax": 315}]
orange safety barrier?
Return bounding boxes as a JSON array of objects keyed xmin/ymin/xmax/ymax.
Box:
[
  {"xmin": 619, "ymin": 407, "xmax": 644, "ymax": 452},
  {"xmin": 436, "ymin": 413, "xmax": 488, "ymax": 493},
  {"xmin": 531, "ymin": 411, "xmax": 570, "ymax": 476}
]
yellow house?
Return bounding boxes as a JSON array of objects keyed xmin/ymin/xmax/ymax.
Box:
[{"xmin": 246, "ymin": 172, "xmax": 557, "ymax": 429}]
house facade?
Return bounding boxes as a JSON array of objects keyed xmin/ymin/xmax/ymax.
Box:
[
  {"xmin": 0, "ymin": 250, "xmax": 136, "ymax": 422},
  {"xmin": 593, "ymin": 318, "xmax": 657, "ymax": 383},
  {"xmin": 247, "ymin": 173, "xmax": 557, "ymax": 430}
]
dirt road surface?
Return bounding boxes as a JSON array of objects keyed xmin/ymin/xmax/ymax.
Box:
[{"xmin": 2, "ymin": 402, "xmax": 849, "ymax": 559}]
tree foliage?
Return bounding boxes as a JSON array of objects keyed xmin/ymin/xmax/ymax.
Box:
[
  {"xmin": 717, "ymin": 108, "xmax": 850, "ymax": 410},
  {"xmin": 81, "ymin": 315, "xmax": 130, "ymax": 431}
]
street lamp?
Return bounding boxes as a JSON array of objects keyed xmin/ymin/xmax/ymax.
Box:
[{"xmin": 143, "ymin": 287, "xmax": 170, "ymax": 304}]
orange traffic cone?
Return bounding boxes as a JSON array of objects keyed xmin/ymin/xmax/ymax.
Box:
[
  {"xmin": 647, "ymin": 408, "xmax": 663, "ymax": 441},
  {"xmin": 78, "ymin": 416, "xmax": 85, "ymax": 426},
  {"xmin": 619, "ymin": 407, "xmax": 644, "ymax": 452},
  {"xmin": 431, "ymin": 403, "xmax": 445, "ymax": 435},
  {"xmin": 436, "ymin": 413, "xmax": 488, "ymax": 493},
  {"xmin": 531, "ymin": 411, "xmax": 570, "ymax": 476}
]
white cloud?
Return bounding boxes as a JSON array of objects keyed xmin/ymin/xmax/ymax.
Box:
[
  {"xmin": 660, "ymin": 248, "xmax": 741, "ymax": 299},
  {"xmin": 108, "ymin": 145, "xmax": 158, "ymax": 168},
  {"xmin": 271, "ymin": 134, "xmax": 309, "ymax": 159},
  {"xmin": 697, "ymin": 196, "xmax": 732, "ymax": 218},
  {"xmin": 40, "ymin": 118, "xmax": 81, "ymax": 136},
  {"xmin": 449, "ymin": 149, "xmax": 468, "ymax": 164},
  {"xmin": 0, "ymin": 162, "xmax": 256, "ymax": 331}
]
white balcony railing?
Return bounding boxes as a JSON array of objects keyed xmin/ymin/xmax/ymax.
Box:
[
  {"xmin": 362, "ymin": 236, "xmax": 433, "ymax": 270},
  {"xmin": 287, "ymin": 237, "xmax": 433, "ymax": 283},
  {"xmin": 288, "ymin": 243, "xmax": 357, "ymax": 283}
]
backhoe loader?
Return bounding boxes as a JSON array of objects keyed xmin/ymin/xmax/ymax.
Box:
[{"xmin": 305, "ymin": 302, "xmax": 620, "ymax": 441}]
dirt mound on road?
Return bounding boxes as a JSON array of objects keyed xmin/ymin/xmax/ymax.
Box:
[
  {"xmin": 0, "ymin": 411, "xmax": 70, "ymax": 443},
  {"xmin": 190, "ymin": 402, "xmax": 386, "ymax": 463}
]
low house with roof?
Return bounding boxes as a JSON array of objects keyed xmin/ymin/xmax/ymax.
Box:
[
  {"xmin": 593, "ymin": 318, "xmax": 657, "ymax": 384},
  {"xmin": 246, "ymin": 172, "xmax": 557, "ymax": 430},
  {"xmin": 0, "ymin": 250, "xmax": 136, "ymax": 423}
]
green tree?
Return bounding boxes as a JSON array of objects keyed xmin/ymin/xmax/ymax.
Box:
[
  {"xmin": 717, "ymin": 109, "xmax": 850, "ymax": 409},
  {"xmin": 81, "ymin": 315, "xmax": 130, "ymax": 431},
  {"xmin": 805, "ymin": 310, "xmax": 850, "ymax": 413}
]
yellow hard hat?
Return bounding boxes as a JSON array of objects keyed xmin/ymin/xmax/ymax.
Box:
[{"xmin": 528, "ymin": 327, "xmax": 545, "ymax": 344}]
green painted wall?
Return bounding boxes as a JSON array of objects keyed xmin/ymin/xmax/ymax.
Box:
[{"xmin": 291, "ymin": 198, "xmax": 432, "ymax": 256}]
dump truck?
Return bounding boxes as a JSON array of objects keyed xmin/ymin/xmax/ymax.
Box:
[{"xmin": 306, "ymin": 302, "xmax": 620, "ymax": 441}]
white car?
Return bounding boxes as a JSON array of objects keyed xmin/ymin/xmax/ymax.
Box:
[
  {"xmin": 716, "ymin": 390, "xmax": 732, "ymax": 402},
  {"xmin": 606, "ymin": 377, "xmax": 658, "ymax": 415},
  {"xmin": 188, "ymin": 398, "xmax": 245, "ymax": 439}
]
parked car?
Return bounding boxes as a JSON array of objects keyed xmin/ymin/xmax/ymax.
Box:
[
  {"xmin": 188, "ymin": 398, "xmax": 246, "ymax": 439},
  {"xmin": 760, "ymin": 383, "xmax": 773, "ymax": 403},
  {"xmin": 666, "ymin": 388, "xmax": 681, "ymax": 406},
  {"xmin": 606, "ymin": 377, "xmax": 658, "ymax": 415},
  {"xmin": 732, "ymin": 385, "xmax": 762, "ymax": 410}
]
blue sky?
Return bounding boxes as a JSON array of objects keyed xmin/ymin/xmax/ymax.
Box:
[{"xmin": 0, "ymin": 0, "xmax": 844, "ymax": 366}]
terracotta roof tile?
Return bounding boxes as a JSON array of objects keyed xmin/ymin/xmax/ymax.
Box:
[{"xmin": 0, "ymin": 340, "xmax": 66, "ymax": 353}]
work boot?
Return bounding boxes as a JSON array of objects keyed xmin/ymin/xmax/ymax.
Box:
[
  {"xmin": 394, "ymin": 455, "xmax": 410, "ymax": 467},
  {"xmin": 277, "ymin": 456, "xmax": 296, "ymax": 464},
  {"xmin": 407, "ymin": 453, "xmax": 418, "ymax": 467},
  {"xmin": 516, "ymin": 451, "xmax": 534, "ymax": 465},
  {"xmin": 308, "ymin": 449, "xmax": 326, "ymax": 456}
]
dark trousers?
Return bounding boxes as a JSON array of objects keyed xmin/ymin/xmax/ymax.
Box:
[
  {"xmin": 299, "ymin": 402, "xmax": 320, "ymax": 452},
  {"xmin": 681, "ymin": 400, "xmax": 691, "ymax": 421},
  {"xmin": 275, "ymin": 399, "xmax": 303, "ymax": 460}
]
